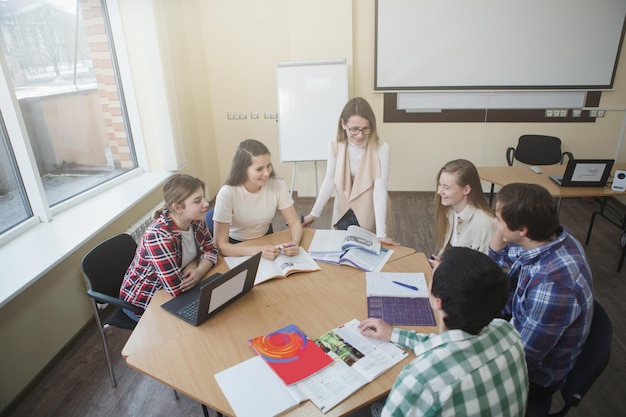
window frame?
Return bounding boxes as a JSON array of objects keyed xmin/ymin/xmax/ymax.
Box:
[{"xmin": 0, "ymin": 0, "xmax": 149, "ymax": 246}]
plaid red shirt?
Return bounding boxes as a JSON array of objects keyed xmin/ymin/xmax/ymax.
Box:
[{"xmin": 120, "ymin": 209, "xmax": 218, "ymax": 312}]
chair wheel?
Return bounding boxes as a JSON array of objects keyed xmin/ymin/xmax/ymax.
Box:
[{"xmin": 621, "ymin": 233, "xmax": 626, "ymax": 248}]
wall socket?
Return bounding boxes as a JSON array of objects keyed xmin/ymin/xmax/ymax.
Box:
[{"xmin": 545, "ymin": 109, "xmax": 570, "ymax": 118}]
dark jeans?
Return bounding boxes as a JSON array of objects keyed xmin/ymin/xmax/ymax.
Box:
[
  {"xmin": 526, "ymin": 382, "xmax": 556, "ymax": 417},
  {"xmin": 228, "ymin": 223, "xmax": 273, "ymax": 244},
  {"xmin": 334, "ymin": 208, "xmax": 360, "ymax": 230},
  {"xmin": 123, "ymin": 308, "xmax": 140, "ymax": 322}
]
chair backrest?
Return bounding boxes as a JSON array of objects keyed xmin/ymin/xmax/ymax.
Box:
[
  {"xmin": 560, "ymin": 300, "xmax": 612, "ymax": 408},
  {"xmin": 81, "ymin": 233, "xmax": 138, "ymax": 298},
  {"xmin": 205, "ymin": 208, "xmax": 214, "ymax": 236},
  {"xmin": 512, "ymin": 135, "xmax": 564, "ymax": 165}
]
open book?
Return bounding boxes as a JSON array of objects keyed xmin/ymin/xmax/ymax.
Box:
[
  {"xmin": 309, "ymin": 225, "xmax": 381, "ymax": 254},
  {"xmin": 308, "ymin": 228, "xmax": 392, "ymax": 272},
  {"xmin": 366, "ymin": 272, "xmax": 436, "ymax": 326},
  {"xmin": 215, "ymin": 319, "xmax": 408, "ymax": 416},
  {"xmin": 225, "ymin": 247, "xmax": 320, "ymax": 285}
]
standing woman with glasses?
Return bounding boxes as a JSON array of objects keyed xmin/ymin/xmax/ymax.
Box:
[
  {"xmin": 212, "ymin": 139, "xmax": 302, "ymax": 260},
  {"xmin": 302, "ymin": 97, "xmax": 397, "ymax": 244}
]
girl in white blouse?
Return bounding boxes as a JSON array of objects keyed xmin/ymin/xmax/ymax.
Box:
[{"xmin": 429, "ymin": 159, "xmax": 495, "ymax": 268}]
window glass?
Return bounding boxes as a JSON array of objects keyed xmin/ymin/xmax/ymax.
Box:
[
  {"xmin": 0, "ymin": 114, "xmax": 31, "ymax": 234},
  {"xmin": 0, "ymin": 0, "xmax": 137, "ymax": 231}
]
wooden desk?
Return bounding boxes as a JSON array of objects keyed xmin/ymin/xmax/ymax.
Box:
[
  {"xmin": 478, "ymin": 163, "xmax": 626, "ymax": 199},
  {"xmin": 122, "ymin": 229, "xmax": 433, "ymax": 417},
  {"xmin": 479, "ymin": 164, "xmax": 626, "ymax": 210}
]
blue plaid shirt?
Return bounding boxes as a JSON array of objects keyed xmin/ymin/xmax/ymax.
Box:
[{"xmin": 489, "ymin": 227, "xmax": 593, "ymax": 389}]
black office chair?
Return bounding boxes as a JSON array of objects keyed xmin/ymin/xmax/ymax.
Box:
[
  {"xmin": 81, "ymin": 233, "xmax": 144, "ymax": 388},
  {"xmin": 506, "ymin": 134, "xmax": 573, "ymax": 167},
  {"xmin": 504, "ymin": 135, "xmax": 574, "ymax": 211},
  {"xmin": 527, "ymin": 300, "xmax": 612, "ymax": 417}
]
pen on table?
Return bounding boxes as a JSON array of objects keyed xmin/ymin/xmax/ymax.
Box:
[
  {"xmin": 392, "ymin": 280, "xmax": 419, "ymax": 291},
  {"xmin": 277, "ymin": 243, "xmax": 296, "ymax": 251}
]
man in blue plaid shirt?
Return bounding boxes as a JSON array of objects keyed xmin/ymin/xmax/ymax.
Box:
[
  {"xmin": 359, "ymin": 247, "xmax": 529, "ymax": 417},
  {"xmin": 489, "ymin": 183, "xmax": 593, "ymax": 417}
]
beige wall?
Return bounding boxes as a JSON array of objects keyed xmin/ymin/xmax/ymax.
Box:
[{"xmin": 2, "ymin": 0, "xmax": 625, "ymax": 411}]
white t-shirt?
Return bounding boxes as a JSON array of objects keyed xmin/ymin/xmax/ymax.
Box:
[
  {"xmin": 213, "ymin": 178, "xmax": 294, "ymax": 241},
  {"xmin": 179, "ymin": 228, "xmax": 197, "ymax": 268}
]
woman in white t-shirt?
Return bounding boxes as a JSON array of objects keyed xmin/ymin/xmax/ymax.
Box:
[
  {"xmin": 429, "ymin": 159, "xmax": 495, "ymax": 268},
  {"xmin": 213, "ymin": 139, "xmax": 302, "ymax": 260}
]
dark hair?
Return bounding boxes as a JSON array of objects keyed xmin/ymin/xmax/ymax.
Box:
[
  {"xmin": 225, "ymin": 139, "xmax": 276, "ymax": 186},
  {"xmin": 336, "ymin": 97, "xmax": 380, "ymax": 143},
  {"xmin": 495, "ymin": 183, "xmax": 560, "ymax": 241},
  {"xmin": 154, "ymin": 174, "xmax": 205, "ymax": 218},
  {"xmin": 432, "ymin": 247, "xmax": 508, "ymax": 335},
  {"xmin": 434, "ymin": 159, "xmax": 493, "ymax": 249}
]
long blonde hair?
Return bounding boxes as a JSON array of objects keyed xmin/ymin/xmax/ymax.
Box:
[{"xmin": 434, "ymin": 159, "xmax": 493, "ymax": 250}]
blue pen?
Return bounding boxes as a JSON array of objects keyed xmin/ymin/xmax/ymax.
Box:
[{"xmin": 392, "ymin": 280, "xmax": 419, "ymax": 291}]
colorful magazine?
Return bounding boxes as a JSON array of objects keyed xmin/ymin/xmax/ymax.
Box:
[{"xmin": 249, "ymin": 324, "xmax": 333, "ymax": 385}]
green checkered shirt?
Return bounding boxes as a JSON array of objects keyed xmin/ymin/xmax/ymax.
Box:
[{"xmin": 383, "ymin": 319, "xmax": 528, "ymax": 417}]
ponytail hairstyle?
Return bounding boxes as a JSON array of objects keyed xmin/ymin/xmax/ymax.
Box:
[{"xmin": 154, "ymin": 174, "xmax": 205, "ymax": 219}]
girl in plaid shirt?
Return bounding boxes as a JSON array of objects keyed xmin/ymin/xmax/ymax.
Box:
[{"xmin": 120, "ymin": 174, "xmax": 218, "ymax": 320}]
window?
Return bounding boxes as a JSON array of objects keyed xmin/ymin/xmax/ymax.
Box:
[{"xmin": 0, "ymin": 0, "xmax": 138, "ymax": 235}]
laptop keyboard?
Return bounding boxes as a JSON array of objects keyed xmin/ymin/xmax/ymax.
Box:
[{"xmin": 178, "ymin": 299, "xmax": 199, "ymax": 321}]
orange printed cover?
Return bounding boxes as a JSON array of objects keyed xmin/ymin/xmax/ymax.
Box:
[{"xmin": 249, "ymin": 324, "xmax": 333, "ymax": 385}]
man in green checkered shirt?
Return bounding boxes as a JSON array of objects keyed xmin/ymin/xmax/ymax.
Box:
[{"xmin": 359, "ymin": 247, "xmax": 528, "ymax": 417}]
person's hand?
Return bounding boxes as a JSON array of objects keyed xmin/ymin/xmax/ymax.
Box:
[
  {"xmin": 261, "ymin": 245, "xmax": 280, "ymax": 260},
  {"xmin": 357, "ymin": 318, "xmax": 393, "ymax": 341},
  {"xmin": 277, "ymin": 242, "xmax": 300, "ymax": 256},
  {"xmin": 378, "ymin": 236, "xmax": 399, "ymax": 246},
  {"xmin": 301, "ymin": 215, "xmax": 316, "ymax": 228},
  {"xmin": 489, "ymin": 229, "xmax": 508, "ymax": 252},
  {"xmin": 428, "ymin": 254, "xmax": 441, "ymax": 269},
  {"xmin": 180, "ymin": 268, "xmax": 201, "ymax": 292}
]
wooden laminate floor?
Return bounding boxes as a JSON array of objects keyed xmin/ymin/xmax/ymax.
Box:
[{"xmin": 3, "ymin": 192, "xmax": 625, "ymax": 417}]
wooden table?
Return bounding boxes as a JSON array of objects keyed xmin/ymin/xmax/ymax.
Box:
[
  {"xmin": 478, "ymin": 164, "xmax": 626, "ymax": 200},
  {"xmin": 479, "ymin": 164, "xmax": 626, "ymax": 212},
  {"xmin": 122, "ymin": 228, "xmax": 435, "ymax": 417}
]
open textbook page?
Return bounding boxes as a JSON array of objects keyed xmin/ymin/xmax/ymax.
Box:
[
  {"xmin": 225, "ymin": 247, "xmax": 320, "ymax": 285},
  {"xmin": 215, "ymin": 319, "xmax": 408, "ymax": 415},
  {"xmin": 308, "ymin": 226, "xmax": 381, "ymax": 255},
  {"xmin": 298, "ymin": 318, "xmax": 408, "ymax": 413}
]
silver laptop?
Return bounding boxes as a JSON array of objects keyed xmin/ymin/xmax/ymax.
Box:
[
  {"xmin": 161, "ymin": 252, "xmax": 261, "ymax": 326},
  {"xmin": 549, "ymin": 159, "xmax": 614, "ymax": 187}
]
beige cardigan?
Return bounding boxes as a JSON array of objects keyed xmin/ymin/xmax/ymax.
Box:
[{"xmin": 331, "ymin": 140, "xmax": 396, "ymax": 237}]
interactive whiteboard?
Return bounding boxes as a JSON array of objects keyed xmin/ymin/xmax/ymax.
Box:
[
  {"xmin": 277, "ymin": 59, "xmax": 348, "ymax": 162},
  {"xmin": 376, "ymin": 0, "xmax": 626, "ymax": 90}
]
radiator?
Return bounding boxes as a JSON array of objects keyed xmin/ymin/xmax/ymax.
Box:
[{"xmin": 125, "ymin": 201, "xmax": 164, "ymax": 243}]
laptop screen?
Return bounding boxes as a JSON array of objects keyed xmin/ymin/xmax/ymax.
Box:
[
  {"xmin": 557, "ymin": 159, "xmax": 614, "ymax": 187},
  {"xmin": 208, "ymin": 269, "xmax": 248, "ymax": 313},
  {"xmin": 571, "ymin": 162, "xmax": 610, "ymax": 183}
]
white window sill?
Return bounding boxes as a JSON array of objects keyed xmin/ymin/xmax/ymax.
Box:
[{"xmin": 0, "ymin": 171, "xmax": 171, "ymax": 308}]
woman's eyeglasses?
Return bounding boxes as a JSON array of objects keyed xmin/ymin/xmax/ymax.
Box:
[{"xmin": 346, "ymin": 126, "xmax": 372, "ymax": 136}]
